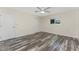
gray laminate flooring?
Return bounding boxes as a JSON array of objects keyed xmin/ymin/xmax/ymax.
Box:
[{"xmin": 0, "ymin": 32, "xmax": 79, "ymax": 51}]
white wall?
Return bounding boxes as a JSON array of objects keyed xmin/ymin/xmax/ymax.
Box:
[
  {"xmin": 16, "ymin": 12, "xmax": 40, "ymax": 37},
  {"xmin": 0, "ymin": 8, "xmax": 16, "ymax": 41},
  {"xmin": 40, "ymin": 9, "xmax": 79, "ymax": 39},
  {"xmin": 0, "ymin": 8, "xmax": 39, "ymax": 41},
  {"xmin": 0, "ymin": 7, "xmax": 79, "ymax": 41}
]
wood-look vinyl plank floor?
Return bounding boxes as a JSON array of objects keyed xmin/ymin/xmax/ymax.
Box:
[{"xmin": 0, "ymin": 32, "xmax": 79, "ymax": 51}]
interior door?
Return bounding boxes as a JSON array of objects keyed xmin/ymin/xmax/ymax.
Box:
[{"xmin": 0, "ymin": 14, "xmax": 16, "ymax": 41}]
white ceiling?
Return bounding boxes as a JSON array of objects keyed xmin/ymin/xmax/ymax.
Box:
[{"xmin": 12, "ymin": 7, "xmax": 78, "ymax": 16}]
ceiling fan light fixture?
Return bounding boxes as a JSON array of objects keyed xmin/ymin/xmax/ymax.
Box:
[{"xmin": 40, "ymin": 11, "xmax": 45, "ymax": 14}]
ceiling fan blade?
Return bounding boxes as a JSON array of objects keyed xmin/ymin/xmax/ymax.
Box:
[
  {"xmin": 35, "ymin": 11, "xmax": 40, "ymax": 13},
  {"xmin": 35, "ymin": 7, "xmax": 50, "ymax": 14},
  {"xmin": 37, "ymin": 7, "xmax": 42, "ymax": 11},
  {"xmin": 44, "ymin": 7, "xmax": 51, "ymax": 11}
]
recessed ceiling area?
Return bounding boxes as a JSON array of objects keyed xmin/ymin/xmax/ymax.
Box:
[{"xmin": 12, "ymin": 7, "xmax": 78, "ymax": 16}]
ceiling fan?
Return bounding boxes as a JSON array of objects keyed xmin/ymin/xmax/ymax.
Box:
[{"xmin": 35, "ymin": 7, "xmax": 51, "ymax": 14}]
